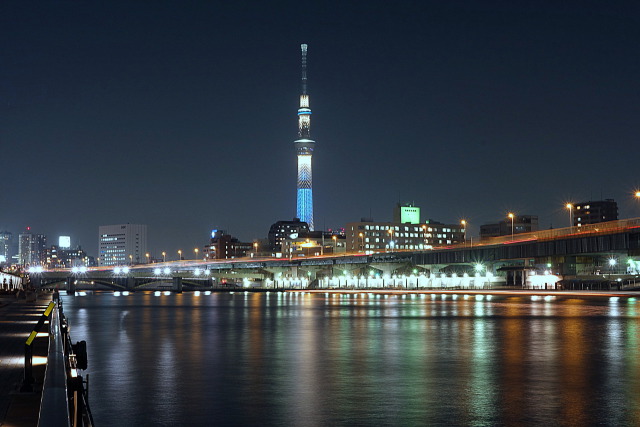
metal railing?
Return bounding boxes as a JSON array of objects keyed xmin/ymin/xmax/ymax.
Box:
[
  {"xmin": 38, "ymin": 301, "xmax": 71, "ymax": 427},
  {"xmin": 474, "ymin": 217, "xmax": 640, "ymax": 247},
  {"xmin": 38, "ymin": 295, "xmax": 94, "ymax": 427}
]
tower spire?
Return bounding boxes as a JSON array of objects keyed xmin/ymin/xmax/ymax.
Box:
[
  {"xmin": 294, "ymin": 43, "xmax": 315, "ymax": 230},
  {"xmin": 301, "ymin": 43, "xmax": 308, "ymax": 95}
]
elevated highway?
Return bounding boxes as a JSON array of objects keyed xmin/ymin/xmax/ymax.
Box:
[{"xmin": 32, "ymin": 218, "xmax": 640, "ymax": 291}]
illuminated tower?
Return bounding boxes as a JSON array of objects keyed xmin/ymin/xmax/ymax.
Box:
[{"xmin": 294, "ymin": 43, "xmax": 315, "ymax": 230}]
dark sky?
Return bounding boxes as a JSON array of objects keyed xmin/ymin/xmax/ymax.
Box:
[{"xmin": 1, "ymin": 1, "xmax": 639, "ymax": 258}]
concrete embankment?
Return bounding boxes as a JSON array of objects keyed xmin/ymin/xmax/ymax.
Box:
[
  {"xmin": 289, "ymin": 289, "xmax": 640, "ymax": 298},
  {"xmin": 0, "ymin": 292, "xmax": 51, "ymax": 427}
]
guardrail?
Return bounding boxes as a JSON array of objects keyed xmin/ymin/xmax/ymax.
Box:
[
  {"xmin": 38, "ymin": 300, "xmax": 71, "ymax": 427},
  {"xmin": 38, "ymin": 293, "xmax": 94, "ymax": 427}
]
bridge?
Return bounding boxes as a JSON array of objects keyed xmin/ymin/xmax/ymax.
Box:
[{"xmin": 31, "ymin": 218, "xmax": 640, "ymax": 292}]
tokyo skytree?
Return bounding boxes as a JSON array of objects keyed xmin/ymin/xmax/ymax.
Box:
[{"xmin": 294, "ymin": 43, "xmax": 315, "ymax": 230}]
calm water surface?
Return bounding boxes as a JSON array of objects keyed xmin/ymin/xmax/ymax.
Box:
[{"xmin": 61, "ymin": 292, "xmax": 640, "ymax": 426}]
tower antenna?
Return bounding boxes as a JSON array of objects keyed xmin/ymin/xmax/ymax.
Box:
[{"xmin": 301, "ymin": 43, "xmax": 308, "ymax": 95}]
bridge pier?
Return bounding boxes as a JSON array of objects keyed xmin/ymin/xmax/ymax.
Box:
[
  {"xmin": 67, "ymin": 277, "xmax": 76, "ymax": 295},
  {"xmin": 126, "ymin": 277, "xmax": 136, "ymax": 292},
  {"xmin": 172, "ymin": 277, "xmax": 182, "ymax": 293}
]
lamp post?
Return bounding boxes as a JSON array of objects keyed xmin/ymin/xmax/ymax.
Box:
[
  {"xmin": 636, "ymin": 191, "xmax": 640, "ymax": 214},
  {"xmin": 145, "ymin": 253, "xmax": 150, "ymax": 264},
  {"xmin": 388, "ymin": 228, "xmax": 394, "ymax": 252},
  {"xmin": 566, "ymin": 203, "xmax": 573, "ymax": 229},
  {"xmin": 358, "ymin": 232, "xmax": 364, "ymax": 253},
  {"xmin": 508, "ymin": 213, "xmax": 515, "ymax": 240},
  {"xmin": 194, "ymin": 248, "xmax": 199, "ymax": 260},
  {"xmin": 162, "ymin": 251, "xmax": 166, "ymax": 263},
  {"xmin": 178, "ymin": 250, "xmax": 182, "ymax": 261},
  {"xmin": 129, "ymin": 254, "xmax": 133, "ymax": 266},
  {"xmin": 253, "ymin": 242, "xmax": 258, "ymax": 257},
  {"xmin": 332, "ymin": 235, "xmax": 337, "ymax": 254},
  {"xmin": 422, "ymin": 224, "xmax": 427, "ymax": 249},
  {"xmin": 461, "ymin": 220, "xmax": 467, "ymax": 246}
]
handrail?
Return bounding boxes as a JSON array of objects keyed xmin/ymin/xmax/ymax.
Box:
[{"xmin": 38, "ymin": 301, "xmax": 72, "ymax": 427}]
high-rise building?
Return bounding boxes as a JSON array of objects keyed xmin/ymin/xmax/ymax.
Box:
[
  {"xmin": 98, "ymin": 224, "xmax": 147, "ymax": 266},
  {"xmin": 294, "ymin": 43, "xmax": 315, "ymax": 230},
  {"xmin": 18, "ymin": 230, "xmax": 46, "ymax": 266},
  {"xmin": 573, "ymin": 199, "xmax": 618, "ymax": 226},
  {"xmin": 18, "ymin": 232, "xmax": 32, "ymax": 265},
  {"xmin": 0, "ymin": 231, "xmax": 12, "ymax": 264}
]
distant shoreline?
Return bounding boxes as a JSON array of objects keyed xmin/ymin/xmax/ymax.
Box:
[{"xmin": 288, "ymin": 289, "xmax": 640, "ymax": 298}]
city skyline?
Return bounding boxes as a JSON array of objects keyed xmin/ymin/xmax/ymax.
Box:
[{"xmin": 1, "ymin": 1, "xmax": 639, "ymax": 256}]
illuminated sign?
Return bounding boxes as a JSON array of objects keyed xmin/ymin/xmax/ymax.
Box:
[
  {"xmin": 59, "ymin": 236, "xmax": 71, "ymax": 248},
  {"xmin": 400, "ymin": 207, "xmax": 420, "ymax": 224}
]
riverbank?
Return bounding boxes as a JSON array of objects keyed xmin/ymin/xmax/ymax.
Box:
[
  {"xmin": 289, "ymin": 289, "xmax": 640, "ymax": 298},
  {"xmin": 0, "ymin": 293, "xmax": 51, "ymax": 427}
]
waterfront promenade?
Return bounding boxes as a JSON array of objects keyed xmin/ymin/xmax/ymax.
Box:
[{"xmin": 0, "ymin": 293, "xmax": 51, "ymax": 427}]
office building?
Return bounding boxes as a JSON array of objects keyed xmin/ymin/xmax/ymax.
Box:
[
  {"xmin": 203, "ymin": 229, "xmax": 252, "ymax": 260},
  {"xmin": 573, "ymin": 199, "xmax": 618, "ymax": 226},
  {"xmin": 98, "ymin": 224, "xmax": 147, "ymax": 266},
  {"xmin": 268, "ymin": 218, "xmax": 310, "ymax": 251},
  {"xmin": 0, "ymin": 231, "xmax": 12, "ymax": 264},
  {"xmin": 44, "ymin": 245, "xmax": 95, "ymax": 268},
  {"xmin": 18, "ymin": 231, "xmax": 46, "ymax": 266},
  {"xmin": 345, "ymin": 219, "xmax": 464, "ymax": 253}
]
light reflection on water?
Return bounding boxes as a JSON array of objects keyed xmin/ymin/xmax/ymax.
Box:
[{"xmin": 62, "ymin": 292, "xmax": 640, "ymax": 426}]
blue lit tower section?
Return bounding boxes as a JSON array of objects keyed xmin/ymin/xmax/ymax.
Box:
[{"xmin": 295, "ymin": 43, "xmax": 315, "ymax": 230}]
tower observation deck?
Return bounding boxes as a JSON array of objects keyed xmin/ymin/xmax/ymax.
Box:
[{"xmin": 294, "ymin": 43, "xmax": 315, "ymax": 230}]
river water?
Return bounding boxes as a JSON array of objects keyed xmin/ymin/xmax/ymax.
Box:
[{"xmin": 61, "ymin": 291, "xmax": 640, "ymax": 426}]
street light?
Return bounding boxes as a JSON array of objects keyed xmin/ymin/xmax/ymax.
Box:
[
  {"xmin": 421, "ymin": 224, "xmax": 427, "ymax": 249},
  {"xmin": 129, "ymin": 254, "xmax": 133, "ymax": 266},
  {"xmin": 358, "ymin": 232, "xmax": 364, "ymax": 253},
  {"xmin": 508, "ymin": 213, "xmax": 515, "ymax": 240},
  {"xmin": 253, "ymin": 242, "xmax": 258, "ymax": 257},
  {"xmin": 145, "ymin": 253, "xmax": 150, "ymax": 264},
  {"xmin": 566, "ymin": 203, "xmax": 573, "ymax": 228},
  {"xmin": 162, "ymin": 251, "xmax": 166, "ymax": 263},
  {"xmin": 194, "ymin": 248, "xmax": 199, "ymax": 260},
  {"xmin": 178, "ymin": 250, "xmax": 182, "ymax": 261},
  {"xmin": 332, "ymin": 235, "xmax": 337, "ymax": 254},
  {"xmin": 388, "ymin": 228, "xmax": 394, "ymax": 252},
  {"xmin": 460, "ymin": 220, "xmax": 467, "ymax": 246}
]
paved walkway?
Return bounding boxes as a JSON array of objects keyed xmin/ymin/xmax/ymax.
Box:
[{"xmin": 0, "ymin": 293, "xmax": 51, "ymax": 426}]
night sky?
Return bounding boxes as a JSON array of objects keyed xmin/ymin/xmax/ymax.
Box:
[{"xmin": 1, "ymin": 1, "xmax": 639, "ymax": 258}]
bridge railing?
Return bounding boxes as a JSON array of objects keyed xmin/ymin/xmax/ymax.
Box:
[{"xmin": 464, "ymin": 217, "xmax": 640, "ymax": 248}]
